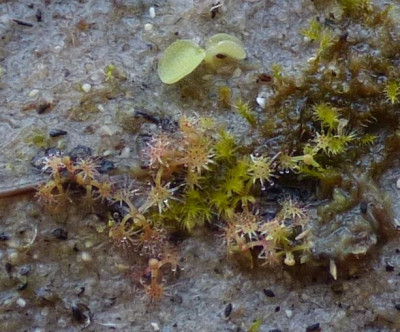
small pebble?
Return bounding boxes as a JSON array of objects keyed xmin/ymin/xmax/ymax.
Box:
[
  {"xmin": 232, "ymin": 68, "xmax": 242, "ymax": 78},
  {"xmin": 256, "ymin": 96, "xmax": 266, "ymax": 108},
  {"xmin": 28, "ymin": 89, "xmax": 39, "ymax": 97},
  {"xmin": 285, "ymin": 309, "xmax": 293, "ymax": 318},
  {"xmin": 120, "ymin": 147, "xmax": 130, "ymax": 158},
  {"xmin": 144, "ymin": 23, "xmax": 153, "ymax": 31},
  {"xmin": 150, "ymin": 322, "xmax": 160, "ymax": 331},
  {"xmin": 149, "ymin": 7, "xmax": 156, "ymax": 18},
  {"xmin": 80, "ymin": 252, "xmax": 92, "ymax": 262},
  {"xmin": 81, "ymin": 83, "xmax": 91, "ymax": 93},
  {"xmin": 396, "ymin": 178, "xmax": 400, "ymax": 189},
  {"xmin": 41, "ymin": 307, "xmax": 49, "ymax": 316},
  {"xmin": 8, "ymin": 251, "xmax": 19, "ymax": 264},
  {"xmin": 16, "ymin": 298, "xmax": 26, "ymax": 307},
  {"xmin": 57, "ymin": 318, "xmax": 67, "ymax": 328},
  {"xmin": 263, "ymin": 289, "xmax": 276, "ymax": 297}
]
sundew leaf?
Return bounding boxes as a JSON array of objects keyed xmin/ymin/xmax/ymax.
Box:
[{"xmin": 157, "ymin": 40, "xmax": 206, "ymax": 84}]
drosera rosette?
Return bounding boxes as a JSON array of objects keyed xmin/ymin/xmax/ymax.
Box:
[{"xmin": 157, "ymin": 33, "xmax": 246, "ymax": 84}]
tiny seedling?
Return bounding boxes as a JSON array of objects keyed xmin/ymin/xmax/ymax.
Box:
[{"xmin": 157, "ymin": 33, "xmax": 246, "ymax": 84}]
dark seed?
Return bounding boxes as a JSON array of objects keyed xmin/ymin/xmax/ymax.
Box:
[
  {"xmin": 49, "ymin": 129, "xmax": 67, "ymax": 137},
  {"xmin": 360, "ymin": 201, "xmax": 367, "ymax": 214},
  {"xmin": 263, "ymin": 289, "xmax": 275, "ymax": 297},
  {"xmin": 52, "ymin": 228, "xmax": 68, "ymax": 240},
  {"xmin": 224, "ymin": 303, "xmax": 232, "ymax": 318},
  {"xmin": 395, "ymin": 304, "xmax": 400, "ymax": 311},
  {"xmin": 0, "ymin": 232, "xmax": 11, "ymax": 241},
  {"xmin": 275, "ymin": 306, "xmax": 280, "ymax": 312},
  {"xmin": 386, "ymin": 262, "xmax": 394, "ymax": 272},
  {"xmin": 306, "ymin": 323, "xmax": 320, "ymax": 331}
]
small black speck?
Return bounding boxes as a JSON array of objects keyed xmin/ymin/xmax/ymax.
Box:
[
  {"xmin": 72, "ymin": 305, "xmax": 85, "ymax": 323},
  {"xmin": 16, "ymin": 281, "xmax": 28, "ymax": 291},
  {"xmin": 269, "ymin": 329, "xmax": 281, "ymax": 332},
  {"xmin": 77, "ymin": 287, "xmax": 85, "ymax": 297},
  {"xmin": 360, "ymin": 201, "xmax": 367, "ymax": 214},
  {"xmin": 170, "ymin": 294, "xmax": 183, "ymax": 304},
  {"xmin": 331, "ymin": 282, "xmax": 344, "ymax": 294},
  {"xmin": 395, "ymin": 304, "xmax": 400, "ymax": 311},
  {"xmin": 36, "ymin": 9, "xmax": 42, "ymax": 22},
  {"xmin": 5, "ymin": 262, "xmax": 13, "ymax": 274},
  {"xmin": 52, "ymin": 228, "xmax": 68, "ymax": 240},
  {"xmin": 224, "ymin": 303, "xmax": 232, "ymax": 318},
  {"xmin": 264, "ymin": 289, "xmax": 275, "ymax": 297},
  {"xmin": 386, "ymin": 262, "xmax": 394, "ymax": 272},
  {"xmin": 36, "ymin": 102, "xmax": 52, "ymax": 114},
  {"xmin": 306, "ymin": 323, "xmax": 320, "ymax": 332},
  {"xmin": 396, "ymin": 249, "xmax": 400, "ymax": 254},
  {"xmin": 275, "ymin": 306, "xmax": 280, "ymax": 312}
]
